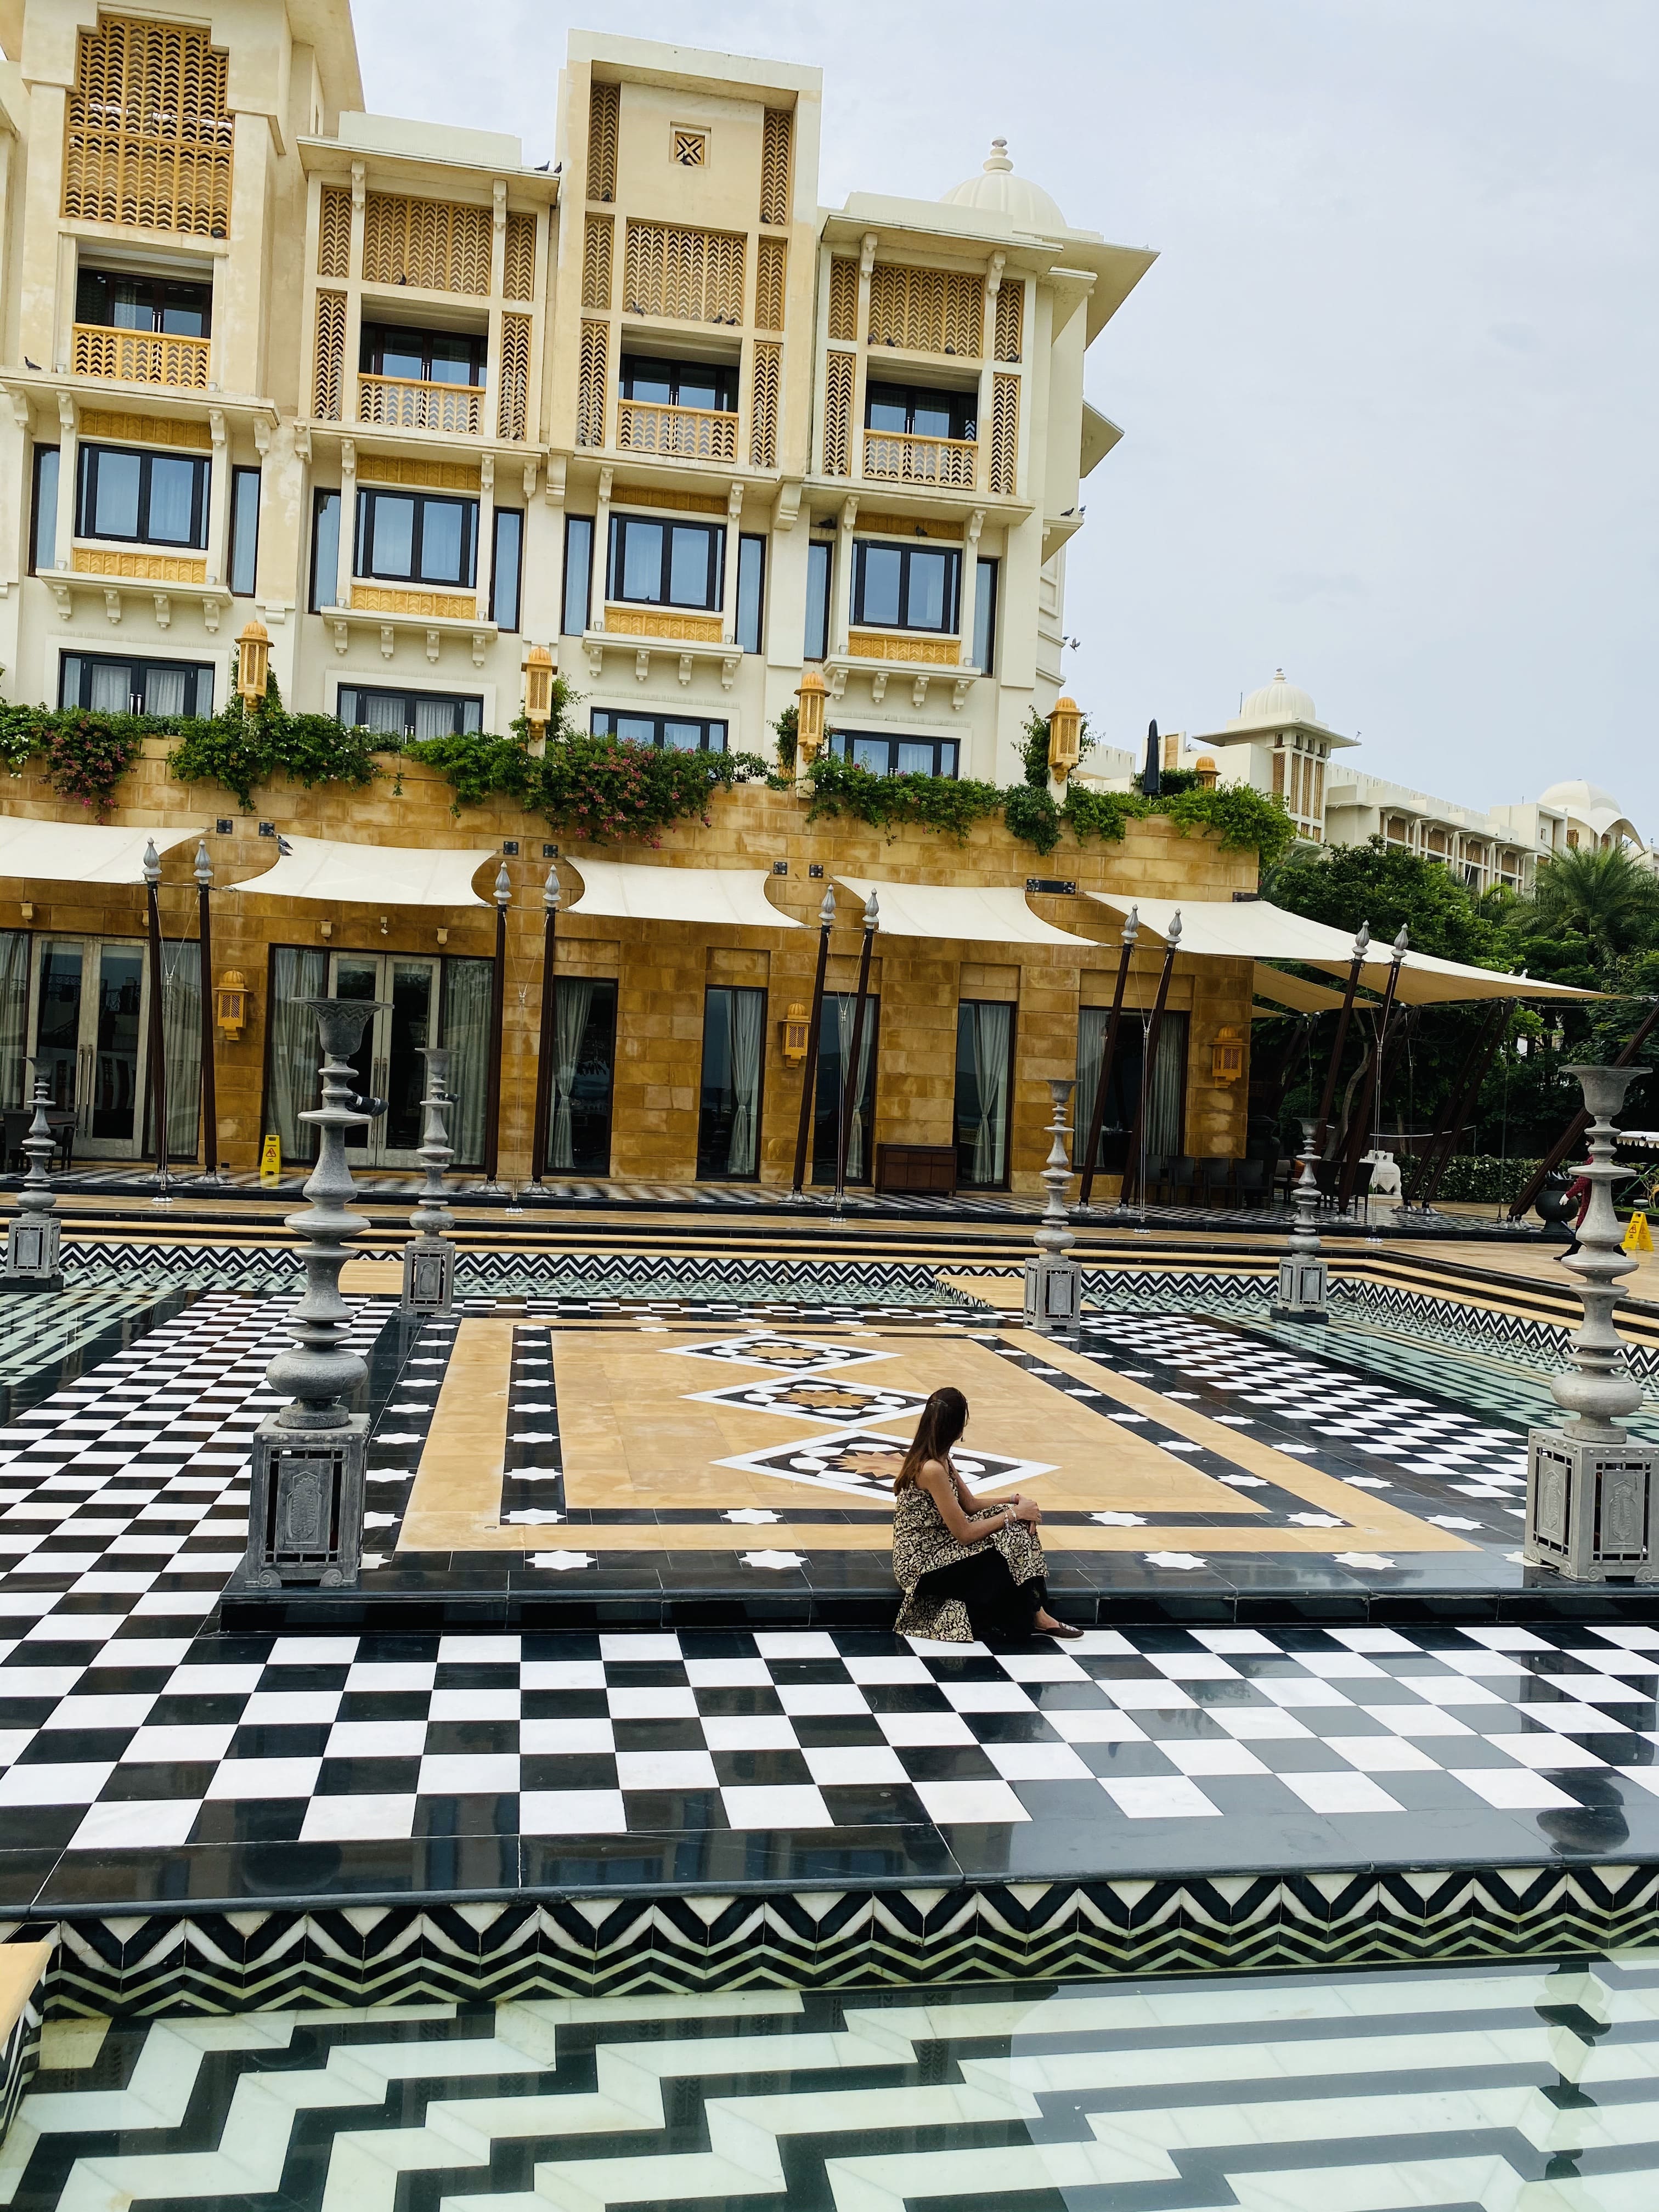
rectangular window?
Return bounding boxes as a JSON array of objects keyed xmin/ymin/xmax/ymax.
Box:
[
  {"xmin": 77, "ymin": 444, "xmax": 209, "ymax": 549},
  {"xmin": 1074, "ymin": 1007, "xmax": 1188, "ymax": 1172},
  {"xmin": 697, "ymin": 984, "xmax": 766, "ymax": 1180},
  {"xmin": 228, "ymin": 466, "xmax": 260, "ymax": 597},
  {"xmin": 864, "ymin": 380, "xmax": 976, "ymax": 440},
  {"xmin": 804, "ymin": 537, "xmax": 832, "ymax": 661},
  {"xmin": 823, "ymin": 731, "xmax": 958, "ymax": 780},
  {"xmin": 337, "ymin": 687, "xmax": 483, "ymax": 740},
  {"xmin": 30, "ymin": 447, "xmax": 59, "ymax": 575},
  {"xmin": 563, "ymin": 514, "xmax": 594, "ymax": 636},
  {"xmin": 811, "ymin": 992, "xmax": 880, "ymax": 1184},
  {"xmin": 309, "ymin": 488, "xmax": 341, "ymax": 613},
  {"xmin": 851, "ymin": 540, "xmax": 960, "ymax": 633},
  {"xmin": 75, "ymin": 267, "xmax": 212, "ymax": 338},
  {"xmin": 591, "ymin": 708, "xmax": 727, "ymax": 753},
  {"xmin": 619, "ymin": 354, "xmax": 738, "ymax": 412},
  {"xmin": 144, "ymin": 936, "xmax": 201, "ymax": 1163},
  {"xmin": 546, "ymin": 976, "xmax": 618, "ymax": 1175},
  {"xmin": 490, "ymin": 507, "xmax": 523, "ymax": 632},
  {"xmin": 974, "ymin": 556, "xmax": 998, "ymax": 674},
  {"xmin": 359, "ymin": 324, "xmax": 486, "ymax": 387},
  {"xmin": 607, "ymin": 514, "xmax": 724, "ymax": 611},
  {"xmin": 736, "ymin": 533, "xmax": 765, "ymax": 654},
  {"xmin": 955, "ymin": 999, "xmax": 1015, "ymax": 1189},
  {"xmin": 439, "ymin": 955, "xmax": 493, "ymax": 1169},
  {"xmin": 59, "ymin": 653, "xmax": 213, "ymax": 716},
  {"xmin": 354, "ymin": 488, "xmax": 478, "ymax": 588},
  {"xmin": 263, "ymin": 946, "xmax": 329, "ymax": 1166},
  {"xmin": 0, "ymin": 929, "xmax": 29, "ymax": 1111}
]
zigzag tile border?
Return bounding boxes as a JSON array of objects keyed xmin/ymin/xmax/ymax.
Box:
[
  {"xmin": 8, "ymin": 1863, "xmax": 1659, "ymax": 2017},
  {"xmin": 0, "ymin": 1976, "xmax": 41, "ymax": 2147}
]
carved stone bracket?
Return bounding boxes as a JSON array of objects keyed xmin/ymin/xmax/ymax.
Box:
[
  {"xmin": 425, "ymin": 627, "xmax": 440, "ymax": 663},
  {"xmin": 775, "ymin": 478, "xmax": 802, "ymax": 530},
  {"xmin": 634, "ymin": 648, "xmax": 649, "ymax": 684},
  {"xmin": 470, "ymin": 630, "xmax": 488, "ymax": 667},
  {"xmin": 331, "ymin": 619, "xmax": 348, "ymax": 656},
  {"xmin": 678, "ymin": 652, "xmax": 693, "ymax": 686},
  {"xmin": 870, "ymin": 670, "xmax": 888, "ymax": 704},
  {"xmin": 911, "ymin": 673, "xmax": 929, "ymax": 708},
  {"xmin": 952, "ymin": 676, "xmax": 973, "ymax": 710},
  {"xmin": 154, "ymin": 592, "xmax": 171, "ymax": 630},
  {"xmin": 380, "ymin": 623, "xmax": 394, "ymax": 659},
  {"xmin": 103, "ymin": 589, "xmax": 121, "ymax": 625},
  {"xmin": 721, "ymin": 653, "xmax": 740, "ymax": 691}
]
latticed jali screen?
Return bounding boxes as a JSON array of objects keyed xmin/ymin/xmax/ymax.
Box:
[
  {"xmin": 497, "ymin": 314, "xmax": 531, "ymax": 441},
  {"xmin": 582, "ymin": 216, "xmax": 613, "ymax": 311},
  {"xmin": 312, "ymin": 292, "xmax": 346, "ymax": 420},
  {"xmin": 577, "ymin": 320, "xmax": 608, "ymax": 447},
  {"xmin": 318, "ymin": 186, "xmax": 352, "ymax": 278},
  {"xmin": 821, "ymin": 349, "xmax": 854, "ymax": 476},
  {"xmin": 588, "ymin": 80, "xmax": 619, "ymax": 202},
  {"xmin": 760, "ymin": 107, "xmax": 792, "ymax": 227},
  {"xmin": 63, "ymin": 16, "xmax": 234, "ymax": 238},
  {"xmin": 363, "ymin": 194, "xmax": 492, "ymax": 294},
  {"xmin": 749, "ymin": 343, "xmax": 781, "ymax": 469},
  {"xmin": 989, "ymin": 373, "xmax": 1019, "ymax": 495},
  {"xmin": 755, "ymin": 238, "xmax": 787, "ymax": 332},
  {"xmin": 827, "ymin": 259, "xmax": 858, "ymax": 343},
  {"xmin": 994, "ymin": 281, "xmax": 1024, "ymax": 364},
  {"xmin": 504, "ymin": 214, "xmax": 537, "ymax": 301},
  {"xmin": 623, "ymin": 222, "xmax": 746, "ymax": 324},
  {"xmin": 867, "ymin": 264, "xmax": 984, "ymax": 356}
]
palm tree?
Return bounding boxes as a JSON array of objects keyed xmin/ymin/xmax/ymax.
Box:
[{"xmin": 1522, "ymin": 845, "xmax": 1659, "ymax": 966}]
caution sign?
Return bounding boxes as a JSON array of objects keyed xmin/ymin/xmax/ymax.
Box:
[
  {"xmin": 258, "ymin": 1134, "xmax": 281, "ymax": 1178},
  {"xmin": 1623, "ymin": 1211, "xmax": 1654, "ymax": 1254}
]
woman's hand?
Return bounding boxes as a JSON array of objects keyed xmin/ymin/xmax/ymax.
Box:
[{"xmin": 1013, "ymin": 1497, "xmax": 1042, "ymax": 1526}]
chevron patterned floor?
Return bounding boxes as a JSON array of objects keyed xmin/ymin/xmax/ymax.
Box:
[{"xmin": 5, "ymin": 1955, "xmax": 1659, "ymax": 2209}]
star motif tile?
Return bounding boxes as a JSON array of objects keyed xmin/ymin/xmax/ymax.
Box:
[
  {"xmin": 685, "ymin": 1374, "xmax": 930, "ymax": 1425},
  {"xmin": 714, "ymin": 1425, "xmax": 1055, "ymax": 1502},
  {"xmin": 663, "ymin": 1333, "xmax": 894, "ymax": 1373}
]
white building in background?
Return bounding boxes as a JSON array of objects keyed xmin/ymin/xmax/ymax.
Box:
[{"xmin": 1181, "ymin": 672, "xmax": 1652, "ymax": 895}]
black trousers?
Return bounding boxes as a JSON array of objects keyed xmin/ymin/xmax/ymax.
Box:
[{"xmin": 914, "ymin": 1550, "xmax": 1047, "ymax": 1641}]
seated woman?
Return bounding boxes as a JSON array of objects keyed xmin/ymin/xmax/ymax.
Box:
[{"xmin": 891, "ymin": 1385, "xmax": 1082, "ymax": 1643}]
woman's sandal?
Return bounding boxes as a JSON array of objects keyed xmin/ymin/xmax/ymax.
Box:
[{"xmin": 1039, "ymin": 1618, "xmax": 1086, "ymax": 1640}]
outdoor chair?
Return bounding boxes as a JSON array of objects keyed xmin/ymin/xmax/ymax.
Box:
[
  {"xmin": 1198, "ymin": 1156, "xmax": 1235, "ymax": 1208},
  {"xmin": 1235, "ymin": 1157, "xmax": 1271, "ymax": 1208},
  {"xmin": 1141, "ymin": 1152, "xmax": 1169, "ymax": 1199},
  {"xmin": 1163, "ymin": 1155, "xmax": 1197, "ymax": 1206}
]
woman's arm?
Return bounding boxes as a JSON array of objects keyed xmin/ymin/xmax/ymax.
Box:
[{"xmin": 918, "ymin": 1460, "xmax": 1017, "ymax": 1547}]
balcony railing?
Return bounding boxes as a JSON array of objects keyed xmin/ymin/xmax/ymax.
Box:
[
  {"xmin": 602, "ymin": 603, "xmax": 724, "ymax": 645},
  {"xmin": 862, "ymin": 430, "xmax": 978, "ymax": 489},
  {"xmin": 617, "ymin": 400, "xmax": 737, "ymax": 463},
  {"xmin": 847, "ymin": 629, "xmax": 960, "ymax": 667},
  {"xmin": 357, "ymin": 374, "xmax": 484, "ymax": 435},
  {"xmin": 71, "ymin": 324, "xmax": 211, "ymax": 390}
]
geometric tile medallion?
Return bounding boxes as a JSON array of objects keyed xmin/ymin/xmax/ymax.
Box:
[
  {"xmin": 685, "ymin": 1373, "xmax": 931, "ymax": 1425},
  {"xmin": 713, "ymin": 1423, "xmax": 1056, "ymax": 1499},
  {"xmin": 663, "ymin": 1332, "xmax": 896, "ymax": 1372}
]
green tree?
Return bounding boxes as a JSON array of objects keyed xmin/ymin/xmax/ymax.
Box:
[
  {"xmin": 1520, "ymin": 846, "xmax": 1659, "ymax": 968},
  {"xmin": 1269, "ymin": 836, "xmax": 1504, "ymax": 965}
]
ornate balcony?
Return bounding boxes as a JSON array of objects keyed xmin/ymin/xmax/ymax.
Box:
[
  {"xmin": 862, "ymin": 430, "xmax": 978, "ymax": 489},
  {"xmin": 357, "ymin": 374, "xmax": 484, "ymax": 435},
  {"xmin": 71, "ymin": 324, "xmax": 211, "ymax": 390},
  {"xmin": 847, "ymin": 629, "xmax": 960, "ymax": 666},
  {"xmin": 617, "ymin": 400, "xmax": 737, "ymax": 463}
]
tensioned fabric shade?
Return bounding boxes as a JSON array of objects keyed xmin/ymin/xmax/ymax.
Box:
[
  {"xmin": 1250, "ymin": 964, "xmax": 1352, "ymax": 1015},
  {"xmin": 835, "ymin": 877, "xmax": 1098, "ymax": 947},
  {"xmin": 1084, "ymin": 894, "xmax": 1601, "ymax": 1005},
  {"xmin": 566, "ymin": 857, "xmax": 803, "ymax": 928},
  {"xmin": 229, "ymin": 836, "xmax": 498, "ymax": 908},
  {"xmin": 0, "ymin": 817, "xmax": 202, "ymax": 885}
]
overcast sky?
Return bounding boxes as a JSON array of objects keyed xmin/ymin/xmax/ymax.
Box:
[{"xmin": 356, "ymin": 0, "xmax": 1658, "ymax": 831}]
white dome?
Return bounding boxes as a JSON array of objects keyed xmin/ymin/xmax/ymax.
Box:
[
  {"xmin": 1229, "ymin": 669, "xmax": 1318, "ymax": 731},
  {"xmin": 1538, "ymin": 779, "xmax": 1622, "ymax": 816},
  {"xmin": 940, "ymin": 139, "xmax": 1068, "ymax": 232}
]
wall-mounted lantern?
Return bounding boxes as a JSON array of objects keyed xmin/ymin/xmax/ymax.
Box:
[
  {"xmin": 781, "ymin": 1001, "xmax": 811, "ymax": 1063},
  {"xmin": 236, "ymin": 617, "xmax": 270, "ymax": 706},
  {"xmin": 214, "ymin": 970, "xmax": 251, "ymax": 1040},
  {"xmin": 523, "ymin": 642, "xmax": 556, "ymax": 738},
  {"xmin": 1211, "ymin": 1025, "xmax": 1245, "ymax": 1085},
  {"xmin": 1047, "ymin": 695, "xmax": 1082, "ymax": 782},
  {"xmin": 795, "ymin": 667, "xmax": 827, "ymax": 771}
]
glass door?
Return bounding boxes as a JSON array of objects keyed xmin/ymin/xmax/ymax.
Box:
[
  {"xmin": 328, "ymin": 951, "xmax": 442, "ymax": 1168},
  {"xmin": 28, "ymin": 936, "xmax": 150, "ymax": 1159}
]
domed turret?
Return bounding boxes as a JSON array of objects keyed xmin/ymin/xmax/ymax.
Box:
[
  {"xmin": 1230, "ymin": 669, "xmax": 1318, "ymax": 732},
  {"xmin": 940, "ymin": 139, "xmax": 1068, "ymax": 232}
]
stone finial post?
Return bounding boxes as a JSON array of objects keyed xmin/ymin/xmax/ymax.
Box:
[
  {"xmin": 1525, "ymin": 1063, "xmax": 1659, "ymax": 1580},
  {"xmin": 2, "ymin": 1080, "xmax": 64, "ymax": 1294},
  {"xmin": 1271, "ymin": 1115, "xmax": 1329, "ymax": 1322},
  {"xmin": 1024, "ymin": 1079, "xmax": 1082, "ymax": 1332},
  {"xmin": 401, "ymin": 1045, "xmax": 458, "ymax": 1316}
]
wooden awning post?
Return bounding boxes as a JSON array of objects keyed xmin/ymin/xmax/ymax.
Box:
[
  {"xmin": 791, "ymin": 885, "xmax": 836, "ymax": 1198},
  {"xmin": 194, "ymin": 839, "xmax": 218, "ymax": 1180},
  {"xmin": 834, "ymin": 889, "xmax": 878, "ymax": 1209},
  {"xmin": 1077, "ymin": 905, "xmax": 1139, "ymax": 1211},
  {"xmin": 143, "ymin": 840, "xmax": 170, "ymax": 1194},
  {"xmin": 1338, "ymin": 924, "xmax": 1407, "ymax": 1210},
  {"xmin": 1312, "ymin": 919, "xmax": 1370, "ymax": 1161},
  {"xmin": 1118, "ymin": 911, "xmax": 1181, "ymax": 1209},
  {"xmin": 529, "ymin": 866, "xmax": 560, "ymax": 1184},
  {"xmin": 483, "ymin": 861, "xmax": 511, "ymax": 1187}
]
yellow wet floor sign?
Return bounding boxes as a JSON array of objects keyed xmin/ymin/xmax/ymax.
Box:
[
  {"xmin": 258, "ymin": 1133, "xmax": 281, "ymax": 1178},
  {"xmin": 1624, "ymin": 1211, "xmax": 1654, "ymax": 1253}
]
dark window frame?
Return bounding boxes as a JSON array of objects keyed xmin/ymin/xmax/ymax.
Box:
[
  {"xmin": 851, "ymin": 539, "xmax": 962, "ymax": 634},
  {"xmin": 75, "ymin": 265, "xmax": 212, "ymax": 338},
  {"xmin": 804, "ymin": 537, "xmax": 832, "ymax": 662},
  {"xmin": 864, "ymin": 379, "xmax": 977, "ymax": 440},
  {"xmin": 974, "ymin": 555, "xmax": 998, "ymax": 674},
  {"xmin": 58, "ymin": 651, "xmax": 214, "ymax": 716},
  {"xmin": 824, "ymin": 730, "xmax": 959, "ymax": 780},
  {"xmin": 490, "ymin": 507, "xmax": 523, "ymax": 631},
  {"xmin": 228, "ymin": 465, "xmax": 260, "ymax": 597},
  {"xmin": 354, "ymin": 487, "xmax": 479, "ymax": 589},
  {"xmin": 309, "ymin": 487, "xmax": 341, "ymax": 613},
  {"xmin": 954, "ymin": 996, "xmax": 1018, "ymax": 1192},
  {"xmin": 695, "ymin": 982, "xmax": 768, "ymax": 1183},
  {"xmin": 545, "ymin": 976, "xmax": 618, "ymax": 1177},
  {"xmin": 590, "ymin": 708, "xmax": 728, "ymax": 754},
  {"xmin": 336, "ymin": 686, "xmax": 484, "ymax": 740},
  {"xmin": 607, "ymin": 512, "xmax": 725, "ymax": 612},
  {"xmin": 359, "ymin": 321, "xmax": 486, "ymax": 386},
  {"xmin": 811, "ymin": 990, "xmax": 882, "ymax": 1186},
  {"xmin": 76, "ymin": 442, "xmax": 210, "ymax": 550},
  {"xmin": 736, "ymin": 533, "xmax": 765, "ymax": 654},
  {"xmin": 29, "ymin": 445, "xmax": 59, "ymax": 576},
  {"xmin": 563, "ymin": 514, "xmax": 595, "ymax": 636},
  {"xmin": 618, "ymin": 352, "xmax": 738, "ymax": 413}
]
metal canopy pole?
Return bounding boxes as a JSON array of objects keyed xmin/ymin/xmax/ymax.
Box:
[
  {"xmin": 1510, "ymin": 995, "xmax": 1659, "ymax": 1220},
  {"xmin": 194, "ymin": 839, "xmax": 218, "ymax": 1180},
  {"xmin": 142, "ymin": 840, "xmax": 170, "ymax": 1194},
  {"xmin": 1311, "ymin": 920, "xmax": 1370, "ymax": 1161},
  {"xmin": 1410, "ymin": 1000, "xmax": 1509, "ymax": 1210},
  {"xmin": 1118, "ymin": 912, "xmax": 1181, "ymax": 1209},
  {"xmin": 834, "ymin": 889, "xmax": 878, "ymax": 1209},
  {"xmin": 529, "ymin": 866, "xmax": 560, "ymax": 1183},
  {"xmin": 1338, "ymin": 924, "xmax": 1408, "ymax": 1211},
  {"xmin": 483, "ymin": 860, "xmax": 511, "ymax": 1187},
  {"xmin": 791, "ymin": 885, "xmax": 836, "ymax": 1198},
  {"xmin": 1077, "ymin": 905, "xmax": 1139, "ymax": 1210}
]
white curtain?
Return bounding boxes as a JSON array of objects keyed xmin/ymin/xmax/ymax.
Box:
[
  {"xmin": 144, "ymin": 666, "xmax": 188, "ymax": 719},
  {"xmin": 1148, "ymin": 1012, "xmax": 1188, "ymax": 1158},
  {"xmin": 0, "ymin": 931, "xmax": 27, "ymax": 1111},
  {"xmin": 550, "ymin": 977, "xmax": 594, "ymax": 1171},
  {"xmin": 726, "ymin": 986, "xmax": 765, "ymax": 1176},
  {"xmin": 442, "ymin": 956, "xmax": 493, "ymax": 1167},
  {"xmin": 831, "ymin": 992, "xmax": 878, "ymax": 1181},
  {"xmin": 1075, "ymin": 1005, "xmax": 1107, "ymax": 1170},
  {"xmin": 267, "ymin": 947, "xmax": 328, "ymax": 1163},
  {"xmin": 964, "ymin": 1000, "xmax": 1012, "ymax": 1186},
  {"xmin": 159, "ymin": 938, "xmax": 201, "ymax": 1159},
  {"xmin": 89, "ymin": 662, "xmax": 128, "ymax": 712}
]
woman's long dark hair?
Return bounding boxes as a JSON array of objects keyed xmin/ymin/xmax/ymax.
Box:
[{"xmin": 895, "ymin": 1386, "xmax": 968, "ymax": 1491}]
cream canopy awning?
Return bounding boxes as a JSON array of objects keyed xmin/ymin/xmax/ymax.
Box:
[
  {"xmin": 0, "ymin": 817, "xmax": 202, "ymax": 886},
  {"xmin": 1085, "ymin": 894, "xmax": 1601, "ymax": 1005},
  {"xmin": 835, "ymin": 876, "xmax": 1098, "ymax": 947},
  {"xmin": 566, "ymin": 857, "xmax": 803, "ymax": 928},
  {"xmin": 1250, "ymin": 964, "xmax": 1351, "ymax": 1015},
  {"xmin": 229, "ymin": 835, "xmax": 497, "ymax": 907}
]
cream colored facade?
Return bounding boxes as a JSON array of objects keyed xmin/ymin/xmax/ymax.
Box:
[{"xmin": 0, "ymin": 2, "xmax": 1152, "ymax": 778}]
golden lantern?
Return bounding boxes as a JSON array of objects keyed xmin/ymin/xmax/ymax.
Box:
[
  {"xmin": 795, "ymin": 666, "xmax": 827, "ymax": 767},
  {"xmin": 214, "ymin": 970, "xmax": 251, "ymax": 1040},
  {"xmin": 1211, "ymin": 1025, "xmax": 1245, "ymax": 1085},
  {"xmin": 781, "ymin": 1001, "xmax": 811, "ymax": 1062},
  {"xmin": 1047, "ymin": 695, "xmax": 1082, "ymax": 781},
  {"xmin": 235, "ymin": 617, "xmax": 270, "ymax": 706},
  {"xmin": 523, "ymin": 642, "xmax": 556, "ymax": 736},
  {"xmin": 1194, "ymin": 754, "xmax": 1218, "ymax": 789}
]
